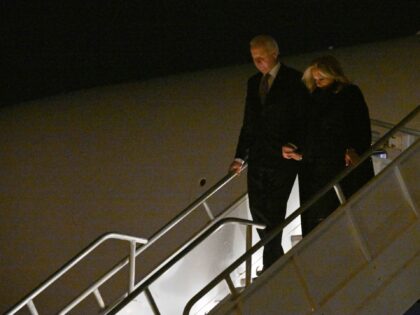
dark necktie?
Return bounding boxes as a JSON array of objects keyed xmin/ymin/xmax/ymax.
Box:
[{"xmin": 259, "ymin": 73, "xmax": 271, "ymax": 104}]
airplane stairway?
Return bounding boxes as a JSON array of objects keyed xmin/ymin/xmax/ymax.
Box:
[
  {"xmin": 206, "ymin": 129, "xmax": 420, "ymax": 315},
  {"xmin": 5, "ymin": 106, "xmax": 419, "ymax": 315},
  {"xmin": 111, "ymin": 105, "xmax": 419, "ymax": 315}
]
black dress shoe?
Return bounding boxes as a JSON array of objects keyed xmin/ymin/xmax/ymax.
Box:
[{"xmin": 256, "ymin": 267, "xmax": 265, "ymax": 277}]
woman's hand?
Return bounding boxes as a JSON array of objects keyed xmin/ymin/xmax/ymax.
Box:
[
  {"xmin": 282, "ymin": 146, "xmax": 302, "ymax": 161},
  {"xmin": 345, "ymin": 148, "xmax": 360, "ymax": 166}
]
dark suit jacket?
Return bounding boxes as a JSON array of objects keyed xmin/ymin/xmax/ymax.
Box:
[{"xmin": 235, "ymin": 63, "xmax": 308, "ymax": 168}]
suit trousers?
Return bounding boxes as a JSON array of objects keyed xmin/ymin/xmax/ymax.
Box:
[{"xmin": 247, "ymin": 163, "xmax": 298, "ymax": 269}]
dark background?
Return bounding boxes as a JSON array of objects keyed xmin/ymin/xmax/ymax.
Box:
[{"xmin": 1, "ymin": 0, "xmax": 419, "ymax": 106}]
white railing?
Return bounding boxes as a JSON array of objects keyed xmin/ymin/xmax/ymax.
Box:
[
  {"xmin": 6, "ymin": 233, "xmax": 148, "ymax": 315},
  {"xmin": 109, "ymin": 217, "xmax": 266, "ymax": 315},
  {"xmin": 6, "ymin": 166, "xmax": 249, "ymax": 315},
  {"xmin": 182, "ymin": 105, "xmax": 420, "ymax": 315},
  {"xmin": 7, "ymin": 105, "xmax": 419, "ymax": 315}
]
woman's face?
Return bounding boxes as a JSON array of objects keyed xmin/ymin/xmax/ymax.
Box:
[{"xmin": 312, "ymin": 68, "xmax": 335, "ymax": 89}]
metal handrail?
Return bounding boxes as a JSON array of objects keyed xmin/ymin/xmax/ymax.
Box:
[
  {"xmin": 185, "ymin": 137, "xmax": 420, "ymax": 315},
  {"xmin": 66, "ymin": 115, "xmax": 419, "ymax": 314},
  {"xmin": 371, "ymin": 118, "xmax": 420, "ymax": 136},
  {"xmin": 6, "ymin": 233, "xmax": 148, "ymax": 315},
  {"xmin": 6, "ymin": 165, "xmax": 247, "ymax": 315},
  {"xmin": 8, "ymin": 106, "xmax": 418, "ymax": 315},
  {"xmin": 63, "ymin": 169, "xmax": 248, "ymax": 314},
  {"xmin": 183, "ymin": 105, "xmax": 420, "ymax": 315},
  {"xmin": 62, "ymin": 193, "xmax": 251, "ymax": 315},
  {"xmin": 108, "ymin": 217, "xmax": 266, "ymax": 314}
]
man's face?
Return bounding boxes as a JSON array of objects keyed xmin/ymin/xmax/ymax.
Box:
[{"xmin": 250, "ymin": 46, "xmax": 278, "ymax": 74}]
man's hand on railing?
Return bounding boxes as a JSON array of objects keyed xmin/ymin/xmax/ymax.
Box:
[{"xmin": 229, "ymin": 160, "xmax": 243, "ymax": 174}]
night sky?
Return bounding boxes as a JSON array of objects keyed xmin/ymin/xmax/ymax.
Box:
[{"xmin": 1, "ymin": 0, "xmax": 419, "ymax": 106}]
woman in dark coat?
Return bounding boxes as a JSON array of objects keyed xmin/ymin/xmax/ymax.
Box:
[{"xmin": 283, "ymin": 55, "xmax": 374, "ymax": 236}]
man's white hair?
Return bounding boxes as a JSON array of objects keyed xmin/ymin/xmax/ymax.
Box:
[{"xmin": 250, "ymin": 35, "xmax": 279, "ymax": 55}]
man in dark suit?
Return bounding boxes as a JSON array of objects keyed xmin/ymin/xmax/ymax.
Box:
[{"xmin": 230, "ymin": 35, "xmax": 307, "ymax": 271}]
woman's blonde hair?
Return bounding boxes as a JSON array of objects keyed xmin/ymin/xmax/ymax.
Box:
[{"xmin": 302, "ymin": 55, "xmax": 350, "ymax": 93}]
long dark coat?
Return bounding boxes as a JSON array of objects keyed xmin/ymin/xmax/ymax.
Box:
[
  {"xmin": 234, "ymin": 63, "xmax": 309, "ymax": 267},
  {"xmin": 299, "ymin": 83, "xmax": 374, "ymax": 235}
]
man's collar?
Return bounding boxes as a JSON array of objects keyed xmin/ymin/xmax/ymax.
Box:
[{"xmin": 268, "ymin": 62, "xmax": 281, "ymax": 78}]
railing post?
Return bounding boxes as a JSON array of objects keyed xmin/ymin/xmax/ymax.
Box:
[
  {"xmin": 129, "ymin": 240, "xmax": 136, "ymax": 293},
  {"xmin": 225, "ymin": 276, "xmax": 242, "ymax": 315},
  {"xmin": 145, "ymin": 287, "xmax": 161, "ymax": 315},
  {"xmin": 93, "ymin": 288, "xmax": 106, "ymax": 309},
  {"xmin": 245, "ymin": 225, "xmax": 252, "ymax": 287},
  {"xmin": 202, "ymin": 201, "xmax": 215, "ymax": 220},
  {"xmin": 27, "ymin": 300, "xmax": 39, "ymax": 315},
  {"xmin": 225, "ymin": 275, "xmax": 238, "ymax": 296},
  {"xmin": 333, "ymin": 183, "xmax": 347, "ymax": 205},
  {"xmin": 344, "ymin": 208, "xmax": 372, "ymax": 262},
  {"xmin": 394, "ymin": 166, "xmax": 419, "ymax": 217}
]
